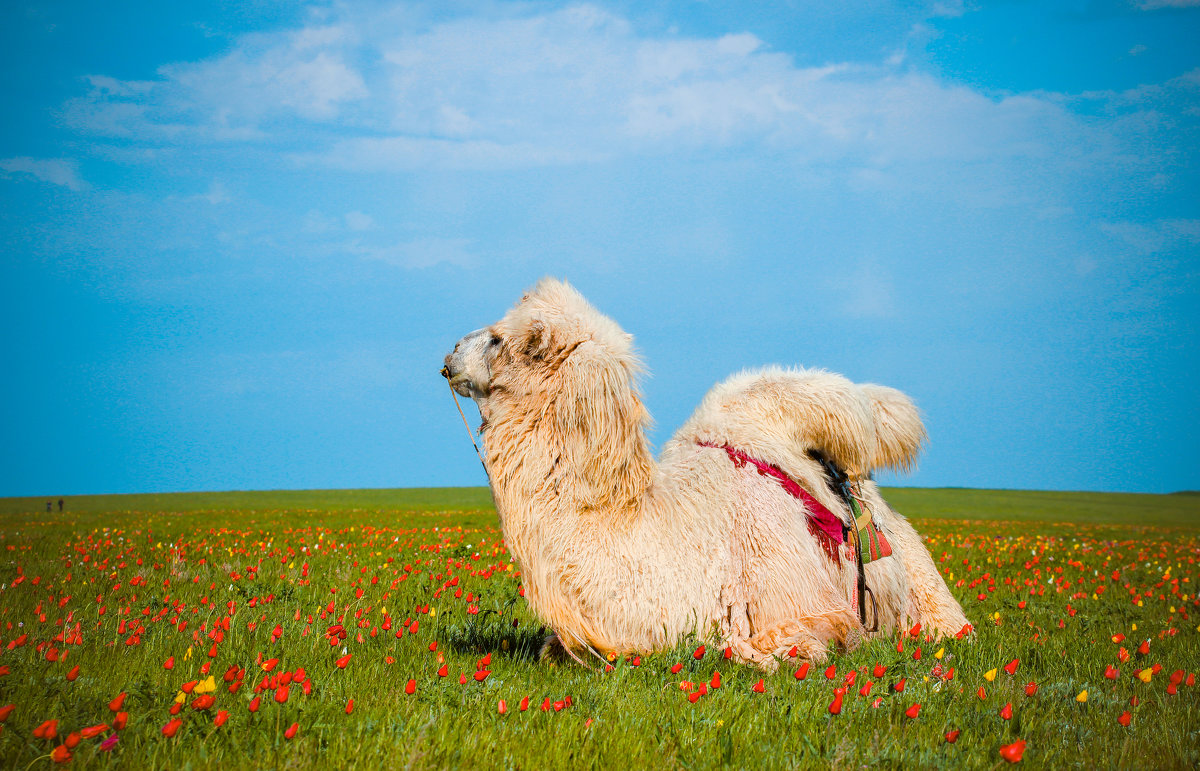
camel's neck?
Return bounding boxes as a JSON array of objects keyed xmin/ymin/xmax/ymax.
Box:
[{"xmin": 480, "ymin": 395, "xmax": 655, "ymax": 646}]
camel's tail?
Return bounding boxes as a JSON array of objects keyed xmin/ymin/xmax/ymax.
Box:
[{"xmin": 860, "ymin": 384, "xmax": 926, "ymax": 473}]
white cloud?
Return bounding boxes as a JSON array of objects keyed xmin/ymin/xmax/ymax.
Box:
[
  {"xmin": 344, "ymin": 210, "xmax": 373, "ymax": 230},
  {"xmin": 0, "ymin": 157, "xmax": 86, "ymax": 190},
  {"xmin": 66, "ymin": 24, "xmax": 367, "ymax": 141},
  {"xmin": 59, "ymin": 2, "xmax": 1184, "ymax": 189}
]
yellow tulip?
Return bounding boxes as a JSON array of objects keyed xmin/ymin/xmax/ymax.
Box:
[
  {"xmin": 1076, "ymin": 690, "xmax": 1087, "ymax": 703},
  {"xmin": 985, "ymin": 669, "xmax": 997, "ymax": 681},
  {"xmin": 934, "ymin": 647, "xmax": 945, "ymax": 660},
  {"xmin": 1137, "ymin": 669, "xmax": 1153, "ymax": 683}
]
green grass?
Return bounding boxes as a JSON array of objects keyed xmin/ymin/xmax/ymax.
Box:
[{"xmin": 0, "ymin": 487, "xmax": 1196, "ymax": 769}]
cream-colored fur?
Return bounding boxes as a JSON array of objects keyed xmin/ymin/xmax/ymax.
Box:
[{"xmin": 443, "ymin": 278, "xmax": 968, "ymax": 670}]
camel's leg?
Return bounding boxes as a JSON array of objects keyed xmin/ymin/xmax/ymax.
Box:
[
  {"xmin": 877, "ymin": 506, "xmax": 969, "ymax": 636},
  {"xmin": 718, "ymin": 588, "xmax": 773, "ymax": 669},
  {"xmin": 747, "ymin": 605, "xmax": 863, "ymax": 671}
]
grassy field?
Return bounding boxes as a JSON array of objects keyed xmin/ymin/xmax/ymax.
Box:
[{"xmin": 0, "ymin": 487, "xmax": 1196, "ymax": 769}]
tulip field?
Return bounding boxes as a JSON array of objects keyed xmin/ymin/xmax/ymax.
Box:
[{"xmin": 0, "ymin": 487, "xmax": 1196, "ymax": 768}]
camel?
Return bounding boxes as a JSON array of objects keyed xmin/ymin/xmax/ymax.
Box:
[{"xmin": 441, "ymin": 278, "xmax": 968, "ymax": 669}]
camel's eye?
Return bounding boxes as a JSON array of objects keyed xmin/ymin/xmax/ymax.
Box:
[{"xmin": 490, "ymin": 335, "xmax": 502, "ymax": 347}]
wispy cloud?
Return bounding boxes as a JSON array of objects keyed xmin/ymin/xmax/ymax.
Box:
[
  {"xmin": 1137, "ymin": 0, "xmax": 1200, "ymax": 9},
  {"xmin": 0, "ymin": 157, "xmax": 86, "ymax": 190},
  {"xmin": 344, "ymin": 236, "xmax": 476, "ymax": 269}
]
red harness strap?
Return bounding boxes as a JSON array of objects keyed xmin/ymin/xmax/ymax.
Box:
[{"xmin": 697, "ymin": 441, "xmax": 845, "ymax": 563}]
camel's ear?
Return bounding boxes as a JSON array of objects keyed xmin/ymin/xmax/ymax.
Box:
[
  {"xmin": 522, "ymin": 319, "xmax": 553, "ymax": 359},
  {"xmin": 861, "ymin": 384, "xmax": 926, "ymax": 473}
]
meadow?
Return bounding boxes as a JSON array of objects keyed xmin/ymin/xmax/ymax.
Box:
[{"xmin": 0, "ymin": 487, "xmax": 1196, "ymax": 769}]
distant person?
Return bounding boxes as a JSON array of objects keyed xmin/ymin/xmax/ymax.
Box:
[
  {"xmin": 58, "ymin": 498, "xmax": 64, "ymax": 512},
  {"xmin": 46, "ymin": 501, "xmax": 51, "ymax": 513}
]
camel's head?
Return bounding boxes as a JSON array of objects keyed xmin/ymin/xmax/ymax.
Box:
[{"xmin": 442, "ymin": 277, "xmax": 640, "ymax": 408}]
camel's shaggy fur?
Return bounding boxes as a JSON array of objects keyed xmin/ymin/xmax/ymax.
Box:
[{"xmin": 443, "ymin": 278, "xmax": 968, "ymax": 669}]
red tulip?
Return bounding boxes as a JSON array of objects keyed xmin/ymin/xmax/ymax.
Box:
[
  {"xmin": 113, "ymin": 711, "xmax": 128, "ymax": 730},
  {"xmin": 474, "ymin": 670, "xmax": 490, "ymax": 682},
  {"xmin": 829, "ymin": 692, "xmax": 843, "ymax": 715},
  {"xmin": 50, "ymin": 745, "xmax": 71, "ymax": 764},
  {"xmin": 0, "ymin": 705, "xmax": 13, "ymax": 722},
  {"xmin": 1004, "ymin": 659, "xmax": 1019, "ymax": 676},
  {"xmin": 1137, "ymin": 639, "xmax": 1150, "ymax": 655},
  {"xmin": 787, "ymin": 645, "xmax": 799, "ymax": 658},
  {"xmin": 335, "ymin": 654, "xmax": 352, "ymax": 669},
  {"xmin": 894, "ymin": 678, "xmax": 906, "ymax": 693},
  {"xmin": 519, "ymin": 696, "xmax": 529, "ymax": 711},
  {"xmin": 214, "ymin": 710, "xmax": 229, "ymax": 727},
  {"xmin": 671, "ymin": 663, "xmax": 683, "ymax": 674},
  {"xmin": 284, "ymin": 722, "xmax": 298, "ymax": 739},
  {"xmin": 825, "ymin": 664, "xmax": 837, "ymax": 680},
  {"xmin": 161, "ymin": 718, "xmax": 182, "ymax": 738},
  {"xmin": 437, "ymin": 664, "xmax": 449, "ymax": 678},
  {"xmin": 752, "ymin": 678, "xmax": 764, "ymax": 693},
  {"xmin": 693, "ymin": 645, "xmax": 706, "ymax": 660},
  {"xmin": 999, "ymin": 739, "xmax": 1026, "ymax": 763},
  {"xmin": 34, "ymin": 719, "xmax": 59, "ymax": 740},
  {"xmin": 163, "ymin": 656, "xmax": 175, "ymax": 670},
  {"xmin": 261, "ymin": 658, "xmax": 279, "ymax": 672},
  {"xmin": 873, "ymin": 663, "xmax": 886, "ymax": 678},
  {"xmin": 497, "ymin": 700, "xmax": 506, "ymax": 714},
  {"xmin": 905, "ymin": 703, "xmax": 921, "ymax": 719},
  {"xmin": 1000, "ymin": 702, "xmax": 1013, "ymax": 720},
  {"xmin": 794, "ymin": 663, "xmax": 810, "ymax": 680},
  {"xmin": 977, "ymin": 686, "xmax": 987, "ymax": 700},
  {"xmin": 274, "ymin": 684, "xmax": 289, "ymax": 704},
  {"xmin": 248, "ymin": 696, "xmax": 261, "ymax": 712},
  {"xmin": 1104, "ymin": 665, "xmax": 1119, "ymax": 680},
  {"xmin": 945, "ymin": 729, "xmax": 960, "ymax": 743},
  {"xmin": 1024, "ymin": 682, "xmax": 1038, "ymax": 697},
  {"xmin": 1118, "ymin": 710, "xmax": 1131, "ymax": 726},
  {"xmin": 405, "ymin": 679, "xmax": 416, "ymax": 695},
  {"xmin": 108, "ymin": 692, "xmax": 127, "ymax": 712},
  {"xmin": 66, "ymin": 665, "xmax": 79, "ymax": 682},
  {"xmin": 345, "ymin": 699, "xmax": 354, "ymax": 715},
  {"xmin": 723, "ymin": 646, "xmax": 733, "ymax": 660}
]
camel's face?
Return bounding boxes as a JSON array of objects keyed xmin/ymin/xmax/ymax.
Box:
[{"xmin": 441, "ymin": 327, "xmax": 502, "ymax": 401}]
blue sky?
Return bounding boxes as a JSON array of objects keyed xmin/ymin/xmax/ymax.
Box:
[{"xmin": 1, "ymin": 0, "xmax": 1197, "ymax": 496}]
